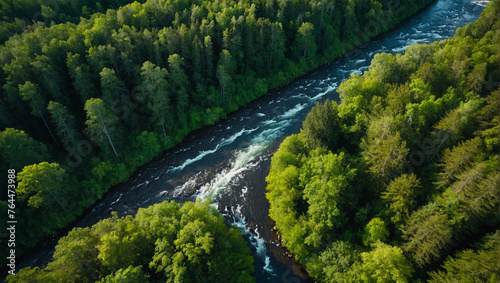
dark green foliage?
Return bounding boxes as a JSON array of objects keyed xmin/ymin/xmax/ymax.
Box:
[
  {"xmin": 301, "ymin": 100, "xmax": 340, "ymax": 150},
  {"xmin": 0, "ymin": 0, "xmax": 146, "ymax": 43},
  {"xmin": 428, "ymin": 233, "xmax": 499, "ymax": 283},
  {"xmin": 309, "ymin": 241, "xmax": 360, "ymax": 282},
  {"xmin": 382, "ymin": 174, "xmax": 420, "ymax": 225},
  {"xmin": 0, "ymin": 128, "xmax": 50, "ymax": 173},
  {"xmin": 47, "ymin": 101, "xmax": 78, "ymax": 147},
  {"xmin": 266, "ymin": 1, "xmax": 499, "ymax": 281},
  {"xmin": 13, "ymin": 162, "xmax": 82, "ymax": 252},
  {"xmin": 84, "ymin": 98, "xmax": 122, "ymax": 161},
  {"xmin": 7, "ymin": 200, "xmax": 254, "ymax": 283}
]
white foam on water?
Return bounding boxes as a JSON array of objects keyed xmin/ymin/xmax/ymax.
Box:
[
  {"xmin": 172, "ymin": 175, "xmax": 199, "ymax": 197},
  {"xmin": 254, "ymin": 126, "xmax": 285, "ymax": 142},
  {"xmin": 240, "ymin": 186, "xmax": 248, "ymax": 198},
  {"xmin": 278, "ymin": 103, "xmax": 306, "ymax": 120},
  {"xmin": 256, "ymin": 113, "xmax": 266, "ymax": 117},
  {"xmin": 310, "ymin": 83, "xmax": 338, "ymax": 101},
  {"xmin": 392, "ymin": 46, "xmax": 408, "ymax": 53},
  {"xmin": 393, "ymin": 38, "xmax": 428, "ymax": 53},
  {"xmin": 351, "ymin": 67, "xmax": 367, "ymax": 75},
  {"xmin": 176, "ymin": 145, "xmax": 194, "ymax": 153},
  {"xmin": 354, "ymin": 58, "xmax": 366, "ymax": 64},
  {"xmin": 195, "ymin": 116, "xmax": 290, "ymax": 201},
  {"xmin": 263, "ymin": 255, "xmax": 274, "ymax": 274},
  {"xmin": 288, "ymin": 93, "xmax": 307, "ymax": 100},
  {"xmin": 422, "ymin": 32, "xmax": 445, "ymax": 39},
  {"xmin": 228, "ymin": 205, "xmax": 275, "ymax": 275},
  {"xmin": 167, "ymin": 127, "xmax": 259, "ymax": 173},
  {"xmin": 261, "ymin": 119, "xmax": 278, "ymax": 127},
  {"xmin": 195, "ymin": 143, "xmax": 266, "ymax": 200},
  {"xmin": 473, "ymin": 1, "xmax": 489, "ymax": 7}
]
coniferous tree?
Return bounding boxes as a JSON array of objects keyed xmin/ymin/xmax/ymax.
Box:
[
  {"xmin": 19, "ymin": 81, "xmax": 59, "ymax": 146},
  {"xmin": 138, "ymin": 61, "xmax": 173, "ymax": 140},
  {"xmin": 84, "ymin": 98, "xmax": 121, "ymax": 161},
  {"xmin": 167, "ymin": 54, "xmax": 189, "ymax": 129},
  {"xmin": 47, "ymin": 101, "xmax": 78, "ymax": 147}
]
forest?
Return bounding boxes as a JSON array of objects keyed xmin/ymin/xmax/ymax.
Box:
[
  {"xmin": 0, "ymin": 0, "xmax": 147, "ymax": 44},
  {"xmin": 266, "ymin": 0, "xmax": 499, "ymax": 281},
  {"xmin": 0, "ymin": 0, "xmax": 435, "ymax": 264},
  {"xmin": 8, "ymin": 200, "xmax": 255, "ymax": 282}
]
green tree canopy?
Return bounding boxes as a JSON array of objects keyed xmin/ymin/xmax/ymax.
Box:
[
  {"xmin": 0, "ymin": 128, "xmax": 50, "ymax": 173},
  {"xmin": 8, "ymin": 200, "xmax": 254, "ymax": 283}
]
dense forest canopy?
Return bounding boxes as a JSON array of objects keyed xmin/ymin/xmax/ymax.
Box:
[
  {"xmin": 0, "ymin": 0, "xmax": 435, "ymax": 260},
  {"xmin": 0, "ymin": 0, "xmax": 147, "ymax": 43},
  {"xmin": 266, "ymin": 0, "xmax": 499, "ymax": 281},
  {"xmin": 7, "ymin": 200, "xmax": 255, "ymax": 282}
]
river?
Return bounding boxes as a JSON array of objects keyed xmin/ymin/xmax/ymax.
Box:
[{"xmin": 18, "ymin": 0, "xmax": 487, "ymax": 282}]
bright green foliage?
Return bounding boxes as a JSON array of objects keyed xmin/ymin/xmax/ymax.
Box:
[
  {"xmin": 8, "ymin": 200, "xmax": 254, "ymax": 283},
  {"xmin": 100, "ymin": 266, "xmax": 148, "ymax": 283},
  {"xmin": 351, "ymin": 242, "xmax": 414, "ymax": 283},
  {"xmin": 6, "ymin": 267, "xmax": 45, "ymax": 282},
  {"xmin": 0, "ymin": 0, "xmax": 437, "ymax": 258},
  {"xmin": 382, "ymin": 174, "xmax": 420, "ymax": 225},
  {"xmin": 267, "ymin": 133, "xmax": 358, "ymax": 262},
  {"xmin": 362, "ymin": 131, "xmax": 409, "ymax": 183},
  {"xmin": 266, "ymin": 1, "xmax": 499, "ymax": 281},
  {"xmin": 362, "ymin": 218, "xmax": 389, "ymax": 246},
  {"xmin": 17, "ymin": 162, "xmax": 69, "ymax": 209},
  {"xmin": 301, "ymin": 150, "xmax": 357, "ymax": 248},
  {"xmin": 0, "ymin": 0, "xmax": 145, "ymax": 43}
]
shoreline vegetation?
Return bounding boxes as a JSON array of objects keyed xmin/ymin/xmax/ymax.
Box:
[
  {"xmin": 265, "ymin": 0, "xmax": 499, "ymax": 281},
  {"xmin": 9, "ymin": 200, "xmax": 257, "ymax": 282},
  {"xmin": 1, "ymin": 0, "xmax": 436, "ymax": 269}
]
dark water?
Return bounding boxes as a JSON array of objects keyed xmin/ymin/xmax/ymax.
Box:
[{"xmin": 17, "ymin": 0, "xmax": 487, "ymax": 282}]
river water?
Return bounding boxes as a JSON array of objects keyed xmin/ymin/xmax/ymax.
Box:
[{"xmin": 19, "ymin": 0, "xmax": 487, "ymax": 282}]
